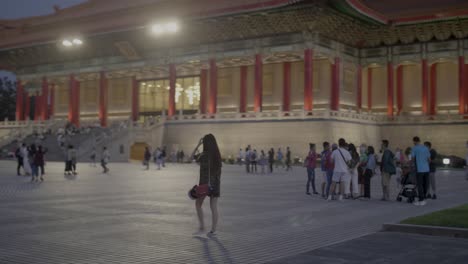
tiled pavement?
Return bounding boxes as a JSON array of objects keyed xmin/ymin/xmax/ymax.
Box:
[{"xmin": 0, "ymin": 160, "xmax": 467, "ymax": 264}]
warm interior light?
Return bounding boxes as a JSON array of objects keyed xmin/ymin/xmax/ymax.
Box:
[
  {"xmin": 151, "ymin": 24, "xmax": 165, "ymax": 34},
  {"xmin": 62, "ymin": 40, "xmax": 73, "ymax": 47},
  {"xmin": 166, "ymin": 22, "xmax": 178, "ymax": 33},
  {"xmin": 72, "ymin": 38, "xmax": 83, "ymax": 45}
]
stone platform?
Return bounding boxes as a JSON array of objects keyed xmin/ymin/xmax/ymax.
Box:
[{"xmin": 0, "ymin": 161, "xmax": 467, "ymax": 264}]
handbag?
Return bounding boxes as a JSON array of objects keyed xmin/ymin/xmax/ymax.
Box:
[{"xmin": 188, "ymin": 158, "xmax": 212, "ymax": 200}]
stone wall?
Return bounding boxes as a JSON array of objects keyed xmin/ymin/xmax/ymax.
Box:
[
  {"xmin": 161, "ymin": 120, "xmax": 468, "ymax": 159},
  {"xmin": 163, "ymin": 120, "xmax": 381, "ymax": 159}
]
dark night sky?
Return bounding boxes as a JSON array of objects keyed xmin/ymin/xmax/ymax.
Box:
[{"xmin": 0, "ymin": 0, "xmax": 86, "ymax": 19}]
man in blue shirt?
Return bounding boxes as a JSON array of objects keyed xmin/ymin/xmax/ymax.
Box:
[{"xmin": 411, "ymin": 136, "xmax": 431, "ymax": 206}]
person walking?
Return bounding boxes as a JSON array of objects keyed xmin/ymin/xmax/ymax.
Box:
[
  {"xmin": 155, "ymin": 147, "xmax": 163, "ymax": 170},
  {"xmin": 101, "ymin": 146, "xmax": 110, "ymax": 173},
  {"xmin": 36, "ymin": 145, "xmax": 47, "ymax": 179},
  {"xmin": 363, "ymin": 146, "xmax": 377, "ymax": 200},
  {"xmin": 285, "ymin": 147, "xmax": 292, "ymax": 171},
  {"xmin": 15, "ymin": 145, "xmax": 24, "ymax": 176},
  {"xmin": 411, "ymin": 137, "xmax": 431, "ymax": 206},
  {"xmin": 304, "ymin": 143, "xmax": 318, "ymax": 195},
  {"xmin": 380, "ymin": 140, "xmax": 396, "ymax": 201},
  {"xmin": 194, "ymin": 134, "xmax": 222, "ymax": 235},
  {"xmin": 276, "ymin": 148, "xmax": 284, "ymax": 169},
  {"xmin": 245, "ymin": 147, "xmax": 251, "ymax": 173},
  {"xmin": 29, "ymin": 144, "xmax": 39, "ymax": 182},
  {"xmin": 161, "ymin": 146, "xmax": 167, "ymax": 167},
  {"xmin": 424, "ymin": 141, "xmax": 438, "ymax": 199},
  {"xmin": 320, "ymin": 142, "xmax": 333, "ymax": 198},
  {"xmin": 21, "ymin": 143, "xmax": 32, "ymax": 176},
  {"xmin": 348, "ymin": 144, "xmax": 360, "ymax": 199},
  {"xmin": 358, "ymin": 144, "xmax": 368, "ymax": 197},
  {"xmin": 259, "ymin": 150, "xmax": 267, "ymax": 174},
  {"xmin": 250, "ymin": 149, "xmax": 258, "ymax": 173},
  {"xmin": 144, "ymin": 146, "xmax": 151, "ymax": 170},
  {"xmin": 268, "ymin": 148, "xmax": 275, "ymax": 173},
  {"xmin": 328, "ymin": 138, "xmax": 352, "ymax": 201}
]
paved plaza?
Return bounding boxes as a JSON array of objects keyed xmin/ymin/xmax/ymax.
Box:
[{"xmin": 0, "ymin": 160, "xmax": 467, "ymax": 264}]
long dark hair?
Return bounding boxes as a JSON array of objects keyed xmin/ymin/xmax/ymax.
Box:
[{"xmin": 202, "ymin": 134, "xmax": 222, "ymax": 168}]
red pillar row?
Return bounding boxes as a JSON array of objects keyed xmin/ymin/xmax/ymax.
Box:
[
  {"xmin": 254, "ymin": 54, "xmax": 263, "ymax": 112},
  {"xmin": 367, "ymin": 67, "xmax": 373, "ymax": 111},
  {"xmin": 283, "ymin": 62, "xmax": 291, "ymax": 112},
  {"xmin": 430, "ymin": 63, "xmax": 437, "ymax": 116},
  {"xmin": 16, "ymin": 80, "xmax": 24, "ymax": 121},
  {"xmin": 304, "ymin": 49, "xmax": 313, "ymax": 111},
  {"xmin": 41, "ymin": 77, "xmax": 49, "ymax": 121},
  {"xmin": 131, "ymin": 76, "xmax": 139, "ymax": 121},
  {"xmin": 239, "ymin": 65, "xmax": 247, "ymax": 113},
  {"xmin": 200, "ymin": 69, "xmax": 208, "ymax": 114},
  {"xmin": 99, "ymin": 72, "xmax": 108, "ymax": 127},
  {"xmin": 466, "ymin": 63, "xmax": 468, "ymax": 114},
  {"xmin": 421, "ymin": 59, "xmax": 429, "ymax": 115},
  {"xmin": 356, "ymin": 65, "xmax": 362, "ymax": 110},
  {"xmin": 330, "ymin": 58, "xmax": 340, "ymax": 111},
  {"xmin": 459, "ymin": 56, "xmax": 465, "ymax": 115},
  {"xmin": 209, "ymin": 59, "xmax": 218, "ymax": 114},
  {"xmin": 396, "ymin": 65, "xmax": 403, "ymax": 115}
]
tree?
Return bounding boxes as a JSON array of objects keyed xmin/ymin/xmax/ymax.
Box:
[{"xmin": 0, "ymin": 77, "xmax": 17, "ymax": 121}]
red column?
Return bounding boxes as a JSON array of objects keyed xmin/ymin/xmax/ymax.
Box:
[
  {"xmin": 168, "ymin": 64, "xmax": 176, "ymax": 117},
  {"xmin": 240, "ymin": 65, "xmax": 247, "ymax": 113},
  {"xmin": 199, "ymin": 69, "xmax": 208, "ymax": 114},
  {"xmin": 49, "ymin": 84, "xmax": 55, "ymax": 118},
  {"xmin": 330, "ymin": 58, "xmax": 340, "ymax": 111},
  {"xmin": 99, "ymin": 72, "xmax": 108, "ymax": 127},
  {"xmin": 208, "ymin": 59, "xmax": 218, "ymax": 114},
  {"xmin": 459, "ymin": 56, "xmax": 465, "ymax": 114},
  {"xmin": 422, "ymin": 59, "xmax": 429, "ymax": 115},
  {"xmin": 41, "ymin": 77, "xmax": 49, "ymax": 121},
  {"xmin": 34, "ymin": 94, "xmax": 41, "ymax": 121},
  {"xmin": 387, "ymin": 62, "xmax": 394, "ymax": 117},
  {"xmin": 131, "ymin": 76, "xmax": 139, "ymax": 121},
  {"xmin": 396, "ymin": 65, "xmax": 403, "ymax": 115},
  {"xmin": 466, "ymin": 63, "xmax": 468, "ymax": 114},
  {"xmin": 367, "ymin": 67, "xmax": 373, "ymax": 111},
  {"xmin": 24, "ymin": 93, "xmax": 30, "ymax": 120},
  {"xmin": 430, "ymin": 63, "xmax": 437, "ymax": 116},
  {"xmin": 254, "ymin": 54, "xmax": 263, "ymax": 112},
  {"xmin": 356, "ymin": 65, "xmax": 362, "ymax": 111},
  {"xmin": 304, "ymin": 49, "xmax": 313, "ymax": 111},
  {"xmin": 283, "ymin": 62, "xmax": 291, "ymax": 112},
  {"xmin": 16, "ymin": 80, "xmax": 24, "ymax": 121}
]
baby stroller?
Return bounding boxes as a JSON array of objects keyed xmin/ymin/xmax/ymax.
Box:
[{"xmin": 396, "ymin": 171, "xmax": 418, "ymax": 203}]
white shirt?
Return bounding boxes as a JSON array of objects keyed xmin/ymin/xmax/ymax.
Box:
[{"xmin": 331, "ymin": 147, "xmax": 352, "ymax": 173}]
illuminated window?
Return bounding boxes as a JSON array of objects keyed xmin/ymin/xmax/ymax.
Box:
[{"xmin": 139, "ymin": 76, "xmax": 200, "ymax": 114}]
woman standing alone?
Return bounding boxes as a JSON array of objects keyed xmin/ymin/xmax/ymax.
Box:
[{"xmin": 194, "ymin": 134, "xmax": 222, "ymax": 235}]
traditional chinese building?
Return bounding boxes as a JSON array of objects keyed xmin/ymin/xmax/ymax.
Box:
[{"xmin": 1, "ymin": 0, "xmax": 468, "ymax": 158}]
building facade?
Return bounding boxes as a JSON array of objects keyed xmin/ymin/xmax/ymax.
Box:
[{"xmin": 2, "ymin": 0, "xmax": 468, "ymax": 158}]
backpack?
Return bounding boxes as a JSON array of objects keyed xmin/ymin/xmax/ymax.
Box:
[{"xmin": 251, "ymin": 152, "xmax": 257, "ymax": 160}]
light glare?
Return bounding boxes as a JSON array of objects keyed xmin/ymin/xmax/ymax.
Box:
[
  {"xmin": 72, "ymin": 38, "xmax": 83, "ymax": 45},
  {"xmin": 62, "ymin": 40, "xmax": 72, "ymax": 47},
  {"xmin": 443, "ymin": 158, "xmax": 450, "ymax": 165}
]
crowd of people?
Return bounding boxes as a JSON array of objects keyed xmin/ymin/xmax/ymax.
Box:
[
  {"xmin": 302, "ymin": 136, "xmax": 439, "ymax": 206},
  {"xmin": 15, "ymin": 143, "xmax": 47, "ymax": 182},
  {"xmin": 238, "ymin": 145, "xmax": 292, "ymax": 174}
]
